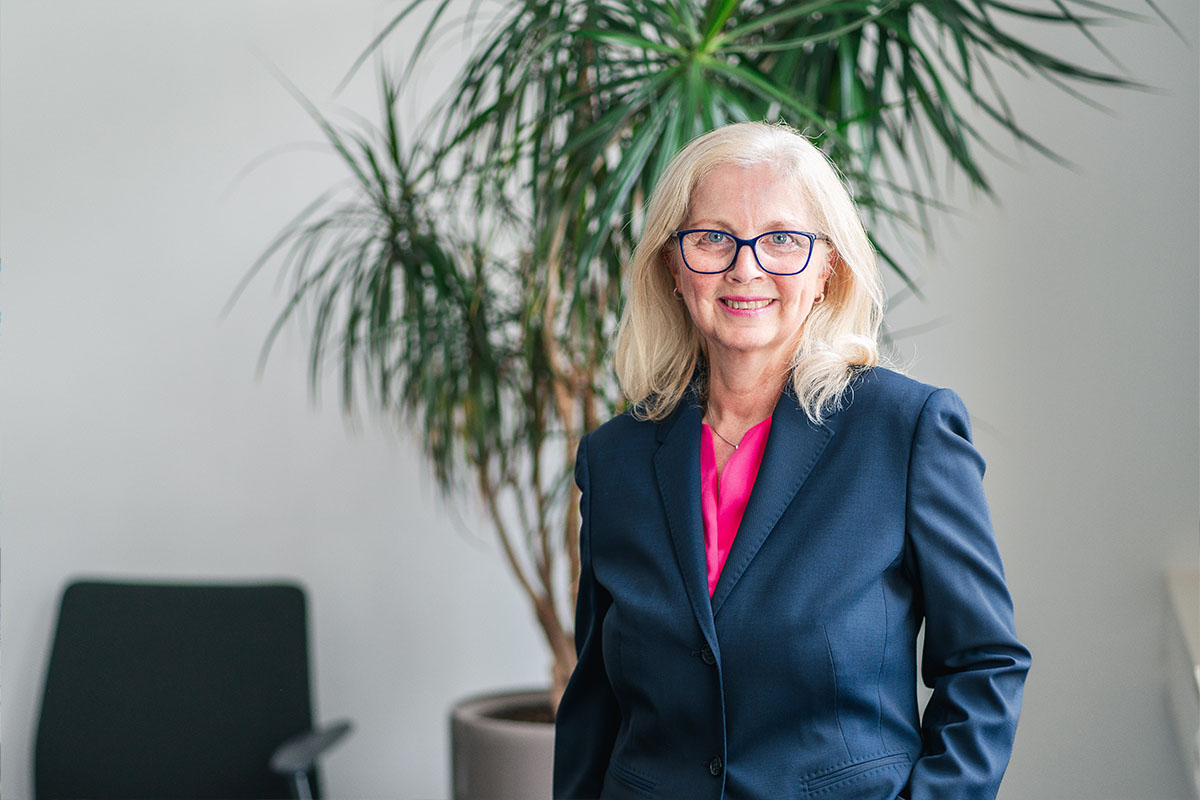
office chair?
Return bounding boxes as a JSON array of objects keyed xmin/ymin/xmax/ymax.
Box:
[{"xmin": 35, "ymin": 580, "xmax": 351, "ymax": 800}]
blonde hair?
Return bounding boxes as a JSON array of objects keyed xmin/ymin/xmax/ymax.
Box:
[{"xmin": 613, "ymin": 121, "xmax": 885, "ymax": 423}]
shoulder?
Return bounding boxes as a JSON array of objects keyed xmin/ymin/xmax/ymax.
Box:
[
  {"xmin": 586, "ymin": 408, "xmax": 655, "ymax": 445},
  {"xmin": 846, "ymin": 366, "xmax": 937, "ymax": 407},
  {"xmin": 832, "ymin": 367, "xmax": 970, "ymax": 434},
  {"xmin": 574, "ymin": 407, "xmax": 681, "ymax": 499},
  {"xmin": 578, "ymin": 407, "xmax": 667, "ymax": 464}
]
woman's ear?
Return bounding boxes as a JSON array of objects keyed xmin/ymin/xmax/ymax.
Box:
[
  {"xmin": 817, "ymin": 249, "xmax": 838, "ymax": 299},
  {"xmin": 823, "ymin": 246, "xmax": 839, "ymax": 280},
  {"xmin": 663, "ymin": 245, "xmax": 680, "ymax": 279}
]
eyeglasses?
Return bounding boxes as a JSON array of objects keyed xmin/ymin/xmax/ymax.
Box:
[{"xmin": 674, "ymin": 229, "xmax": 831, "ymax": 276}]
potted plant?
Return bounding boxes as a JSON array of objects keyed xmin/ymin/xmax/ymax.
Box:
[{"xmin": 237, "ymin": 1, "xmax": 1165, "ymax": 796}]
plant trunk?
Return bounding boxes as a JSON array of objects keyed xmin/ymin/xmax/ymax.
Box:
[{"xmin": 534, "ymin": 592, "xmax": 575, "ymax": 714}]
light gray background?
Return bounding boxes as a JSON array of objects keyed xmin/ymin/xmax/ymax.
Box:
[{"xmin": 2, "ymin": 1, "xmax": 1196, "ymax": 798}]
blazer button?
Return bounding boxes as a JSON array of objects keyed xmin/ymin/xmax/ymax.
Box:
[
  {"xmin": 708, "ymin": 755, "xmax": 723, "ymax": 776},
  {"xmin": 700, "ymin": 645, "xmax": 715, "ymax": 665}
]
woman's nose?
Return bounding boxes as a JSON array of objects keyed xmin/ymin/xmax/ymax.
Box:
[{"xmin": 726, "ymin": 242, "xmax": 763, "ymax": 282}]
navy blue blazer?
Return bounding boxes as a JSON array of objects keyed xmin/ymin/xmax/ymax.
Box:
[{"xmin": 553, "ymin": 367, "xmax": 1030, "ymax": 800}]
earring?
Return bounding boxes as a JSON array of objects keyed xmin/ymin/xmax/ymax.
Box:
[
  {"xmin": 673, "ymin": 287, "xmax": 683, "ymax": 299},
  {"xmin": 814, "ymin": 291, "xmax": 826, "ymax": 304}
]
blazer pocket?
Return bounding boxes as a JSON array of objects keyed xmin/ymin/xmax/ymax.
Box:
[
  {"xmin": 800, "ymin": 751, "xmax": 911, "ymax": 796},
  {"xmin": 605, "ymin": 760, "xmax": 658, "ymax": 798}
]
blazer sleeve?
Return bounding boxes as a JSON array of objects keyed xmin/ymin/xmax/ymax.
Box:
[
  {"xmin": 553, "ymin": 433, "xmax": 621, "ymax": 800},
  {"xmin": 901, "ymin": 389, "xmax": 1032, "ymax": 800}
]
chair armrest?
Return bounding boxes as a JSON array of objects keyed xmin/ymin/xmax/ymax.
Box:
[{"xmin": 270, "ymin": 719, "xmax": 354, "ymax": 776}]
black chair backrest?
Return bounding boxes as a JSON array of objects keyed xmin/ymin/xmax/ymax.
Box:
[{"xmin": 35, "ymin": 580, "xmax": 318, "ymax": 800}]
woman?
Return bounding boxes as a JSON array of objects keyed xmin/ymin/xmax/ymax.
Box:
[{"xmin": 553, "ymin": 121, "xmax": 1030, "ymax": 800}]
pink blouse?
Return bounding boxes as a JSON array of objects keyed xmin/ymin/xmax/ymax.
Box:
[{"xmin": 699, "ymin": 416, "xmax": 773, "ymax": 596}]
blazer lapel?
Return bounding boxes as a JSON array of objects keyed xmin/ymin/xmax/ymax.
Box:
[
  {"xmin": 710, "ymin": 390, "xmax": 834, "ymax": 616},
  {"xmin": 653, "ymin": 400, "xmax": 720, "ymax": 651}
]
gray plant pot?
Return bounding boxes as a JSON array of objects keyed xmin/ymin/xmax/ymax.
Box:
[{"xmin": 450, "ymin": 688, "xmax": 555, "ymax": 800}]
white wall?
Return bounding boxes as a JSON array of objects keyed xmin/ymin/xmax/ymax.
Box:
[
  {"xmin": 1, "ymin": 3, "xmax": 546, "ymax": 799},
  {"xmin": 881, "ymin": 2, "xmax": 1199, "ymax": 796},
  {"xmin": 2, "ymin": 2, "xmax": 1196, "ymax": 800}
]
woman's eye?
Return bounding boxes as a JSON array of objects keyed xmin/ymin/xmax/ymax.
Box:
[
  {"xmin": 769, "ymin": 232, "xmax": 794, "ymax": 245},
  {"xmin": 704, "ymin": 231, "xmax": 728, "ymax": 244}
]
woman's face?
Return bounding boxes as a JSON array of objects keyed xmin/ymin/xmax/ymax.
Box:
[{"xmin": 668, "ymin": 161, "xmax": 830, "ymax": 373}]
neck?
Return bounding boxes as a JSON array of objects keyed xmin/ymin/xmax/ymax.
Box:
[{"xmin": 704, "ymin": 354, "xmax": 787, "ymax": 434}]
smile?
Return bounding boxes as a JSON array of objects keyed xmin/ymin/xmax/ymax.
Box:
[{"xmin": 721, "ymin": 298, "xmax": 774, "ymax": 310}]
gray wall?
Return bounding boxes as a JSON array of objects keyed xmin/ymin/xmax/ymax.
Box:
[{"xmin": 2, "ymin": 2, "xmax": 1196, "ymax": 799}]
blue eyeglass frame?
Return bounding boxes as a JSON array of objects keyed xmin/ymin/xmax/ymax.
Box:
[{"xmin": 674, "ymin": 229, "xmax": 831, "ymax": 275}]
